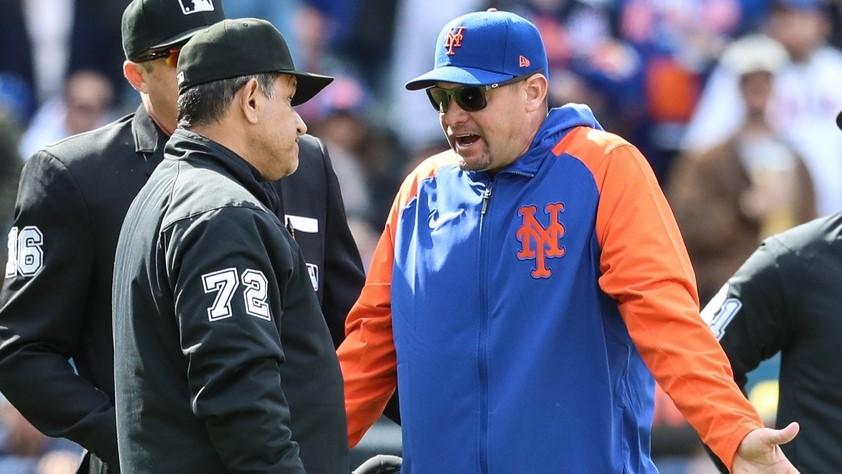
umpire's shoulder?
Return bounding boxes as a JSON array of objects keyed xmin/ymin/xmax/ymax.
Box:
[
  {"xmin": 37, "ymin": 113, "xmax": 135, "ymax": 168},
  {"xmin": 298, "ymin": 133, "xmax": 326, "ymax": 161},
  {"xmin": 769, "ymin": 212, "xmax": 842, "ymax": 260}
]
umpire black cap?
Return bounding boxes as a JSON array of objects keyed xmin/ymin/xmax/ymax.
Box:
[
  {"xmin": 122, "ymin": 0, "xmax": 225, "ymax": 61},
  {"xmin": 176, "ymin": 18, "xmax": 333, "ymax": 105}
]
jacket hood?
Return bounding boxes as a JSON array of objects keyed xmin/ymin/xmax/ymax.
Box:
[{"xmin": 499, "ymin": 103, "xmax": 603, "ymax": 177}]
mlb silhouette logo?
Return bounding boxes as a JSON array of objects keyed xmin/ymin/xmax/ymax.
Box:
[{"xmin": 178, "ymin": 0, "xmax": 214, "ymax": 15}]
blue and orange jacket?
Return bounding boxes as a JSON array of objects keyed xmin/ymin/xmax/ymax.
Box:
[{"xmin": 338, "ymin": 105, "xmax": 762, "ymax": 473}]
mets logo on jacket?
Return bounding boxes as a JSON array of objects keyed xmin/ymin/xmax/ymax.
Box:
[{"xmin": 516, "ymin": 202, "xmax": 566, "ymax": 278}]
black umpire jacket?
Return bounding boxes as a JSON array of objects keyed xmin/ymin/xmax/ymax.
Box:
[
  {"xmin": 0, "ymin": 106, "xmax": 364, "ymax": 472},
  {"xmin": 113, "ymin": 129, "xmax": 347, "ymax": 473},
  {"xmin": 704, "ymin": 213, "xmax": 842, "ymax": 474}
]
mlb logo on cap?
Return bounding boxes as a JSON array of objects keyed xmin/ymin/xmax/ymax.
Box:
[
  {"xmin": 178, "ymin": 0, "xmax": 214, "ymax": 15},
  {"xmin": 405, "ymin": 9, "xmax": 549, "ymax": 90}
]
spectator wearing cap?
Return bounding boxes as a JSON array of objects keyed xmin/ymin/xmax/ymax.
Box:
[
  {"xmin": 336, "ymin": 9, "xmax": 799, "ymax": 473},
  {"xmin": 684, "ymin": 0, "xmax": 842, "ymax": 217},
  {"xmin": 112, "ymin": 18, "xmax": 347, "ymax": 474},
  {"xmin": 669, "ymin": 34, "xmax": 816, "ymax": 305}
]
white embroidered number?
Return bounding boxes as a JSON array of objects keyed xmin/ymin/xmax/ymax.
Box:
[
  {"xmin": 5, "ymin": 226, "xmax": 44, "ymax": 278},
  {"xmin": 701, "ymin": 284, "xmax": 743, "ymax": 340},
  {"xmin": 202, "ymin": 268, "xmax": 238, "ymax": 321},
  {"xmin": 5, "ymin": 227, "xmax": 17, "ymax": 278},
  {"xmin": 242, "ymin": 270, "xmax": 270, "ymax": 320},
  {"xmin": 201, "ymin": 268, "xmax": 271, "ymax": 322}
]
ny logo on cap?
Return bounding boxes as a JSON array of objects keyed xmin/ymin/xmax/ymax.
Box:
[
  {"xmin": 444, "ymin": 27, "xmax": 465, "ymax": 56},
  {"xmin": 177, "ymin": 0, "xmax": 214, "ymax": 15}
]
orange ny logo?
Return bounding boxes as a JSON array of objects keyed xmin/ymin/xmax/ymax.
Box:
[
  {"xmin": 444, "ymin": 27, "xmax": 465, "ymax": 56},
  {"xmin": 516, "ymin": 203, "xmax": 566, "ymax": 278}
]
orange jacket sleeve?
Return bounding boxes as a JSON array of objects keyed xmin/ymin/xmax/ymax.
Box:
[
  {"xmin": 560, "ymin": 127, "xmax": 763, "ymax": 470},
  {"xmin": 336, "ymin": 211, "xmax": 399, "ymax": 447},
  {"xmin": 337, "ymin": 153, "xmax": 455, "ymax": 447}
]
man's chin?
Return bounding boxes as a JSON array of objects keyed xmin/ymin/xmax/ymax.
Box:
[
  {"xmin": 454, "ymin": 150, "xmax": 488, "ymax": 171},
  {"xmin": 456, "ymin": 154, "xmax": 490, "ymax": 172}
]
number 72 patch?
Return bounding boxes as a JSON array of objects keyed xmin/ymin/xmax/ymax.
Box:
[{"xmin": 201, "ymin": 268, "xmax": 270, "ymax": 322}]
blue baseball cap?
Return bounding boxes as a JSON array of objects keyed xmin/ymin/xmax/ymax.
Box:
[{"xmin": 405, "ymin": 9, "xmax": 548, "ymax": 91}]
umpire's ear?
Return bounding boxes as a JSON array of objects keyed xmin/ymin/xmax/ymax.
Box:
[{"xmin": 123, "ymin": 60, "xmax": 149, "ymax": 93}]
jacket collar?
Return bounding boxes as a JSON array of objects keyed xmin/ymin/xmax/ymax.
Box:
[
  {"xmin": 470, "ymin": 117, "xmax": 559, "ymax": 182},
  {"xmin": 471, "ymin": 106, "xmax": 600, "ymax": 180},
  {"xmin": 131, "ymin": 104, "xmax": 168, "ymax": 155},
  {"xmin": 166, "ymin": 129, "xmax": 277, "ymax": 211}
]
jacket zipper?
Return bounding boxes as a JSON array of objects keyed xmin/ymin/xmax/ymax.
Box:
[{"xmin": 478, "ymin": 184, "xmax": 492, "ymax": 474}]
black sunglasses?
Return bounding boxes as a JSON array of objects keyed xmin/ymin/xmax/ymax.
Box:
[{"xmin": 425, "ymin": 74, "xmax": 531, "ymax": 113}]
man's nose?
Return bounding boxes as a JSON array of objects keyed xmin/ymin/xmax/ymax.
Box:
[{"xmin": 296, "ymin": 111, "xmax": 308, "ymax": 135}]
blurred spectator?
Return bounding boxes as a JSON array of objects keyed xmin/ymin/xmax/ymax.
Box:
[
  {"xmin": 309, "ymin": 74, "xmax": 408, "ymax": 260},
  {"xmin": 614, "ymin": 0, "xmax": 749, "ymax": 180},
  {"xmin": 310, "ymin": 76, "xmax": 373, "ymax": 221},
  {"xmin": 669, "ymin": 34, "xmax": 816, "ymax": 304},
  {"xmin": 387, "ymin": 0, "xmax": 484, "ymax": 149},
  {"xmin": 18, "ymin": 70, "xmax": 115, "ymax": 160},
  {"xmin": 0, "ymin": 0, "xmax": 126, "ymax": 125},
  {"xmin": 222, "ymin": 0, "xmax": 304, "ymax": 65},
  {"xmin": 0, "ymin": 397, "xmax": 81, "ymax": 474},
  {"xmin": 683, "ymin": 0, "xmax": 842, "ymax": 216},
  {"xmin": 0, "ymin": 107, "xmax": 22, "ymax": 286},
  {"xmin": 333, "ymin": 0, "xmax": 400, "ymax": 98}
]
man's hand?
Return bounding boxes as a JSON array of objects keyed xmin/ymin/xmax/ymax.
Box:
[{"xmin": 732, "ymin": 422, "xmax": 800, "ymax": 473}]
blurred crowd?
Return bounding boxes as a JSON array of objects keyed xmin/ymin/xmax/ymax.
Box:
[{"xmin": 2, "ymin": 0, "xmax": 842, "ymax": 472}]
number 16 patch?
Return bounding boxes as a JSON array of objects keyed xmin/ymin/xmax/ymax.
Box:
[{"xmin": 6, "ymin": 226, "xmax": 44, "ymax": 279}]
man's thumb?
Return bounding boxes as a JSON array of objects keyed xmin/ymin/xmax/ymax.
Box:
[{"xmin": 767, "ymin": 421, "xmax": 799, "ymax": 446}]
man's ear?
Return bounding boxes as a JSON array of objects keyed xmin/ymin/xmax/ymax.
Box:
[
  {"xmin": 239, "ymin": 78, "xmax": 261, "ymax": 124},
  {"xmin": 524, "ymin": 73, "xmax": 549, "ymax": 112},
  {"xmin": 123, "ymin": 61, "xmax": 148, "ymax": 93}
]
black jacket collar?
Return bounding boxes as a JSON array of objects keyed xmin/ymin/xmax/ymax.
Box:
[
  {"xmin": 131, "ymin": 104, "xmax": 168, "ymax": 155},
  {"xmin": 166, "ymin": 128, "xmax": 278, "ymax": 212}
]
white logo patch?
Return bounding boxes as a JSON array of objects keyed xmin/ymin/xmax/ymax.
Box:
[
  {"xmin": 284, "ymin": 215, "xmax": 318, "ymax": 234},
  {"xmin": 701, "ymin": 284, "xmax": 742, "ymax": 340},
  {"xmin": 427, "ymin": 209, "xmax": 465, "ymax": 231},
  {"xmin": 177, "ymin": 0, "xmax": 214, "ymax": 15},
  {"xmin": 306, "ymin": 263, "xmax": 319, "ymax": 292},
  {"xmin": 6, "ymin": 226, "xmax": 44, "ymax": 278}
]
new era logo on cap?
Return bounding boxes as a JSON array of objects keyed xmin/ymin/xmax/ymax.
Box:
[
  {"xmin": 177, "ymin": 0, "xmax": 214, "ymax": 15},
  {"xmin": 519, "ymin": 55, "xmax": 530, "ymax": 68}
]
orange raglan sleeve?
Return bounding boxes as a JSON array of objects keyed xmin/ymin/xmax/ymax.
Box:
[
  {"xmin": 337, "ymin": 196, "xmax": 401, "ymax": 447},
  {"xmin": 560, "ymin": 127, "xmax": 763, "ymax": 470},
  {"xmin": 337, "ymin": 154, "xmax": 453, "ymax": 447}
]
